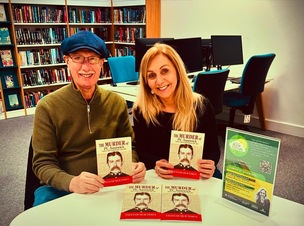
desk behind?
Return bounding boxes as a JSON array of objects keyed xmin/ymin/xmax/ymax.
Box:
[
  {"xmin": 10, "ymin": 170, "xmax": 304, "ymax": 226},
  {"xmin": 101, "ymin": 80, "xmax": 239, "ymax": 103}
]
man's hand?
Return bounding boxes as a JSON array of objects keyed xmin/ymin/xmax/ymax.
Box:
[
  {"xmin": 69, "ymin": 172, "xmax": 104, "ymax": 193},
  {"xmin": 132, "ymin": 162, "xmax": 146, "ymax": 183}
]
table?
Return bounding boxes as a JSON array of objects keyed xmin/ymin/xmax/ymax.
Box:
[{"xmin": 10, "ymin": 170, "xmax": 304, "ymax": 226}]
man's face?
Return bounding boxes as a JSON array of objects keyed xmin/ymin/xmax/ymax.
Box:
[
  {"xmin": 178, "ymin": 147, "xmax": 193, "ymax": 166},
  {"xmin": 134, "ymin": 194, "xmax": 150, "ymax": 209},
  {"xmin": 107, "ymin": 155, "xmax": 122, "ymax": 173},
  {"xmin": 172, "ymin": 195, "xmax": 189, "ymax": 211},
  {"xmin": 65, "ymin": 49, "xmax": 104, "ymax": 97}
]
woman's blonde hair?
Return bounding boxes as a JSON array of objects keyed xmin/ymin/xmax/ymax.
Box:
[{"xmin": 132, "ymin": 43, "xmax": 205, "ymax": 131}]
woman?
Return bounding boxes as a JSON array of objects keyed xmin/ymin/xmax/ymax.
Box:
[{"xmin": 132, "ymin": 43, "xmax": 221, "ymax": 179}]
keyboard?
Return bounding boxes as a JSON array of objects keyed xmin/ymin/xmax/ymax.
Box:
[
  {"xmin": 126, "ymin": 81, "xmax": 139, "ymax": 85},
  {"xmin": 229, "ymin": 77, "xmax": 242, "ymax": 84}
]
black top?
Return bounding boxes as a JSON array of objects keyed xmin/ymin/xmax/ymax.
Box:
[{"xmin": 133, "ymin": 98, "xmax": 220, "ymax": 170}]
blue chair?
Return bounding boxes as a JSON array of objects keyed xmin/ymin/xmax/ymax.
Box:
[
  {"xmin": 107, "ymin": 56, "xmax": 139, "ymax": 109},
  {"xmin": 193, "ymin": 69, "xmax": 230, "ymax": 115},
  {"xmin": 223, "ymin": 53, "xmax": 276, "ymax": 127},
  {"xmin": 107, "ymin": 55, "xmax": 139, "ymax": 85}
]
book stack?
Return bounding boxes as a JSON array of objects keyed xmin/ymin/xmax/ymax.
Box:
[{"xmin": 120, "ymin": 184, "xmax": 202, "ymax": 222}]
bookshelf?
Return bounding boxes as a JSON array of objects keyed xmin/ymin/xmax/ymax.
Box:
[
  {"xmin": 0, "ymin": 0, "xmax": 160, "ymax": 119},
  {"xmin": 0, "ymin": 1, "xmax": 25, "ymax": 119}
]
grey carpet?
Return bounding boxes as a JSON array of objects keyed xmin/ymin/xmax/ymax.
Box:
[{"xmin": 0, "ymin": 115, "xmax": 303, "ymax": 226}]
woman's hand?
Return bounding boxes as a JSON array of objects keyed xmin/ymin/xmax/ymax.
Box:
[
  {"xmin": 132, "ymin": 162, "xmax": 146, "ymax": 183},
  {"xmin": 197, "ymin": 159, "xmax": 215, "ymax": 179},
  {"xmin": 155, "ymin": 159, "xmax": 174, "ymax": 179}
]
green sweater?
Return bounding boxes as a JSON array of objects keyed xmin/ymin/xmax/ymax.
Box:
[{"xmin": 32, "ymin": 83, "xmax": 136, "ymax": 191}]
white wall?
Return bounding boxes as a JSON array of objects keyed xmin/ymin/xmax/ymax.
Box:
[{"xmin": 160, "ymin": 0, "xmax": 304, "ymax": 138}]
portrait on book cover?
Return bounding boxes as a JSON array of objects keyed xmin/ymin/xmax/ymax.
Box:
[
  {"xmin": 103, "ymin": 151, "xmax": 130, "ymax": 179},
  {"xmin": 172, "ymin": 144, "xmax": 198, "ymax": 171},
  {"xmin": 164, "ymin": 193, "xmax": 198, "ymax": 214},
  {"xmin": 124, "ymin": 192, "xmax": 157, "ymax": 213}
]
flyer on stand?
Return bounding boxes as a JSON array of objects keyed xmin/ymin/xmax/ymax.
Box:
[
  {"xmin": 161, "ymin": 184, "xmax": 202, "ymax": 222},
  {"xmin": 96, "ymin": 137, "xmax": 133, "ymax": 187},
  {"xmin": 169, "ymin": 130, "xmax": 205, "ymax": 179},
  {"xmin": 120, "ymin": 184, "xmax": 162, "ymax": 220},
  {"xmin": 222, "ymin": 128, "xmax": 281, "ymax": 216}
]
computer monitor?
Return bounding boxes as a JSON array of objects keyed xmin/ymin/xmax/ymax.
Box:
[
  {"xmin": 211, "ymin": 35, "xmax": 243, "ymax": 69},
  {"xmin": 201, "ymin": 39, "xmax": 212, "ymax": 71},
  {"xmin": 135, "ymin": 38, "xmax": 174, "ymax": 72},
  {"xmin": 164, "ymin": 37, "xmax": 203, "ymax": 73}
]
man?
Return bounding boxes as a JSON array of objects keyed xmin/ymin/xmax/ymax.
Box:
[
  {"xmin": 103, "ymin": 151, "xmax": 129, "ymax": 179},
  {"xmin": 174, "ymin": 144, "xmax": 197, "ymax": 171},
  {"xmin": 165, "ymin": 193, "xmax": 196, "ymax": 214},
  {"xmin": 125, "ymin": 192, "xmax": 156, "ymax": 212},
  {"xmin": 32, "ymin": 31, "xmax": 146, "ymax": 206}
]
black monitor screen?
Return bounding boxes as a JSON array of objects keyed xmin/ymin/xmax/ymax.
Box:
[
  {"xmin": 164, "ymin": 37, "xmax": 203, "ymax": 73},
  {"xmin": 135, "ymin": 38, "xmax": 174, "ymax": 72},
  {"xmin": 201, "ymin": 39, "xmax": 212, "ymax": 70},
  {"xmin": 211, "ymin": 35, "xmax": 243, "ymax": 68}
]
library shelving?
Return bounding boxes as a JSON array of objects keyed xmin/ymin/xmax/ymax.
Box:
[
  {"xmin": 0, "ymin": 1, "xmax": 25, "ymax": 119},
  {"xmin": 0, "ymin": 0, "xmax": 160, "ymax": 119}
]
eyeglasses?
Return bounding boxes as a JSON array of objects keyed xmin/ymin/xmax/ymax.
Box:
[{"xmin": 69, "ymin": 55, "xmax": 101, "ymax": 64}]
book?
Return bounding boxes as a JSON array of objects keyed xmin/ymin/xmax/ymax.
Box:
[
  {"xmin": 161, "ymin": 184, "xmax": 202, "ymax": 222},
  {"xmin": 120, "ymin": 184, "xmax": 162, "ymax": 220},
  {"xmin": 4, "ymin": 75, "xmax": 15, "ymax": 88},
  {"xmin": 0, "ymin": 27, "xmax": 11, "ymax": 44},
  {"xmin": 8, "ymin": 93, "xmax": 19, "ymax": 107},
  {"xmin": 0, "ymin": 4, "xmax": 7, "ymax": 22},
  {"xmin": 96, "ymin": 137, "xmax": 133, "ymax": 187},
  {"xmin": 168, "ymin": 130, "xmax": 205, "ymax": 179},
  {"xmin": 0, "ymin": 50, "xmax": 13, "ymax": 67},
  {"xmin": 19, "ymin": 51, "xmax": 28, "ymax": 66}
]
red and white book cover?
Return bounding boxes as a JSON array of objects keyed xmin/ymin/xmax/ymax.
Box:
[
  {"xmin": 120, "ymin": 184, "xmax": 162, "ymax": 220},
  {"xmin": 161, "ymin": 185, "xmax": 202, "ymax": 222},
  {"xmin": 96, "ymin": 137, "xmax": 133, "ymax": 187},
  {"xmin": 169, "ymin": 130, "xmax": 205, "ymax": 179}
]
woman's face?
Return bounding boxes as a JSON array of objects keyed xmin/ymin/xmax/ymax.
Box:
[{"xmin": 146, "ymin": 54, "xmax": 178, "ymax": 102}]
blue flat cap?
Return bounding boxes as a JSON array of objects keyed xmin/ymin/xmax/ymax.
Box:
[{"xmin": 61, "ymin": 31, "xmax": 108, "ymax": 58}]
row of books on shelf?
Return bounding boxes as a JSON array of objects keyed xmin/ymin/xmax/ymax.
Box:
[
  {"xmin": 113, "ymin": 7, "xmax": 146, "ymax": 23},
  {"xmin": 69, "ymin": 27, "xmax": 109, "ymax": 41},
  {"xmin": 24, "ymin": 90, "xmax": 53, "ymax": 108},
  {"xmin": 115, "ymin": 47, "xmax": 135, "ymax": 57},
  {"xmin": 0, "ymin": 27, "xmax": 11, "ymax": 45},
  {"xmin": 114, "ymin": 27, "xmax": 145, "ymax": 43},
  {"xmin": 19, "ymin": 48, "xmax": 64, "ymax": 67},
  {"xmin": 68, "ymin": 8, "xmax": 111, "ymax": 23},
  {"xmin": 15, "ymin": 27, "xmax": 67, "ymax": 45},
  {"xmin": 21, "ymin": 68, "xmax": 70, "ymax": 86},
  {"xmin": 12, "ymin": 5, "xmax": 66, "ymax": 23}
]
